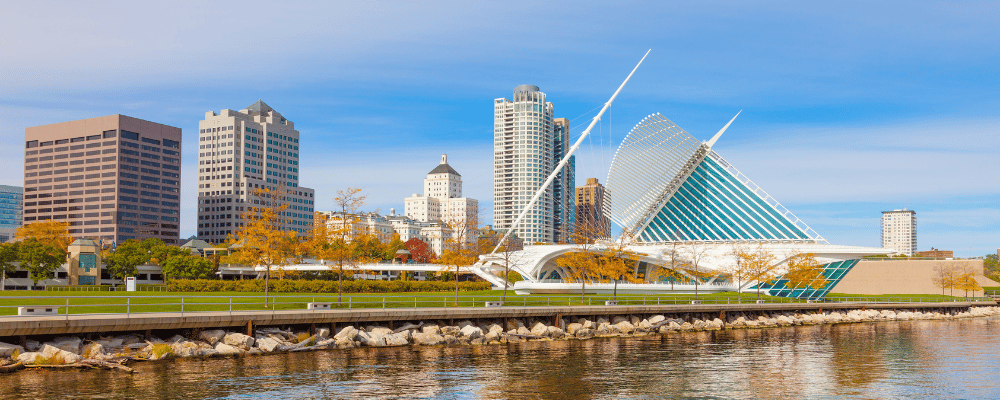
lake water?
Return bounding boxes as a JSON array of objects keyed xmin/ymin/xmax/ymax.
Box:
[{"xmin": 2, "ymin": 317, "xmax": 999, "ymax": 399}]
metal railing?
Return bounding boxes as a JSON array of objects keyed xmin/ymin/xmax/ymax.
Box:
[
  {"xmin": 0, "ymin": 294, "xmax": 993, "ymax": 319},
  {"xmin": 44, "ymin": 285, "xmax": 168, "ymax": 292}
]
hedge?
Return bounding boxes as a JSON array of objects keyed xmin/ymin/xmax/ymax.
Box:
[{"xmin": 166, "ymin": 279, "xmax": 492, "ymax": 293}]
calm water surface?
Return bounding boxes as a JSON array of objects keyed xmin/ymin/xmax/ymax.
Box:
[{"xmin": 2, "ymin": 317, "xmax": 999, "ymax": 399}]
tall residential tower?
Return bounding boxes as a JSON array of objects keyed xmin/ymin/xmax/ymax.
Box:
[
  {"xmin": 881, "ymin": 209, "xmax": 917, "ymax": 256},
  {"xmin": 493, "ymin": 85, "xmax": 574, "ymax": 244},
  {"xmin": 197, "ymin": 101, "xmax": 315, "ymax": 242},
  {"xmin": 24, "ymin": 115, "xmax": 182, "ymax": 244}
]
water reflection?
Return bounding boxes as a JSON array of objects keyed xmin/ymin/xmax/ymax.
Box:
[{"xmin": 2, "ymin": 317, "xmax": 999, "ymax": 399}]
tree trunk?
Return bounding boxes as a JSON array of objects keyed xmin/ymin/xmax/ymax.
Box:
[
  {"xmin": 581, "ymin": 279, "xmax": 586, "ymax": 302},
  {"xmin": 454, "ymin": 266, "xmax": 459, "ymax": 306},
  {"xmin": 737, "ymin": 279, "xmax": 742, "ymax": 303},
  {"xmin": 502, "ymin": 266, "xmax": 509, "ymax": 303},
  {"xmin": 264, "ymin": 265, "xmax": 270, "ymax": 307},
  {"xmin": 338, "ymin": 264, "xmax": 343, "ymax": 304},
  {"xmin": 613, "ymin": 279, "xmax": 618, "ymax": 301}
]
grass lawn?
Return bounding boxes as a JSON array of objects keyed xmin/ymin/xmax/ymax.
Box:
[
  {"xmin": 0, "ymin": 290, "xmax": 805, "ymax": 315},
  {"xmin": 0, "ymin": 289, "xmax": 986, "ymax": 316}
]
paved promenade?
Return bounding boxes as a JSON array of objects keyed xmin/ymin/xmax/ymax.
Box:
[{"xmin": 0, "ymin": 301, "xmax": 994, "ymax": 337}]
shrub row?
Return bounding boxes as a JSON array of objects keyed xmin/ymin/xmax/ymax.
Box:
[{"xmin": 167, "ymin": 279, "xmax": 492, "ymax": 293}]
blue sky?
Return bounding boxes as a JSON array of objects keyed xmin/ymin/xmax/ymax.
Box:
[{"xmin": 1, "ymin": 1, "xmax": 997, "ymax": 256}]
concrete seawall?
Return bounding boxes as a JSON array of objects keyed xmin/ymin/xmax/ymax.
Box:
[{"xmin": 1, "ymin": 301, "xmax": 994, "ymax": 337}]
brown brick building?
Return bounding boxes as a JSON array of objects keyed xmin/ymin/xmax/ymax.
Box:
[
  {"xmin": 575, "ymin": 177, "xmax": 610, "ymax": 238},
  {"xmin": 23, "ymin": 115, "xmax": 182, "ymax": 244}
]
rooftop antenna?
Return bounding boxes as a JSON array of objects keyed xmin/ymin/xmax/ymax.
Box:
[{"xmin": 492, "ymin": 49, "xmax": 651, "ymax": 254}]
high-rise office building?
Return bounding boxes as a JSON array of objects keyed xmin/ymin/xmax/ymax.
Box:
[
  {"xmin": 881, "ymin": 208, "xmax": 917, "ymax": 256},
  {"xmin": 493, "ymin": 85, "xmax": 574, "ymax": 244},
  {"xmin": 0, "ymin": 185, "xmax": 23, "ymax": 243},
  {"xmin": 575, "ymin": 178, "xmax": 610, "ymax": 238},
  {"xmin": 197, "ymin": 101, "xmax": 315, "ymax": 242},
  {"xmin": 23, "ymin": 115, "xmax": 182, "ymax": 243}
]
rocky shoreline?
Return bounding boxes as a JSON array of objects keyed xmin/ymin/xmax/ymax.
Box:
[{"xmin": 2, "ymin": 306, "xmax": 998, "ymax": 374}]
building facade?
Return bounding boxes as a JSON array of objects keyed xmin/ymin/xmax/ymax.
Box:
[
  {"xmin": 24, "ymin": 115, "xmax": 182, "ymax": 244},
  {"xmin": 404, "ymin": 154, "xmax": 479, "ymax": 235},
  {"xmin": 881, "ymin": 209, "xmax": 917, "ymax": 256},
  {"xmin": 319, "ymin": 209, "xmax": 451, "ymax": 256},
  {"xmin": 575, "ymin": 178, "xmax": 610, "ymax": 238},
  {"xmin": 0, "ymin": 185, "xmax": 23, "ymax": 243},
  {"xmin": 493, "ymin": 85, "xmax": 574, "ymax": 244},
  {"xmin": 197, "ymin": 101, "xmax": 315, "ymax": 242}
]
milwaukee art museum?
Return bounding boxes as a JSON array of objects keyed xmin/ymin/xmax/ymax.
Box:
[{"xmin": 471, "ymin": 112, "xmax": 889, "ymax": 299}]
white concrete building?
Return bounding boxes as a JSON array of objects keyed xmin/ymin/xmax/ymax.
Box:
[
  {"xmin": 882, "ymin": 208, "xmax": 917, "ymax": 256},
  {"xmin": 197, "ymin": 100, "xmax": 315, "ymax": 242},
  {"xmin": 404, "ymin": 154, "xmax": 479, "ymax": 245},
  {"xmin": 319, "ymin": 209, "xmax": 452, "ymax": 256},
  {"xmin": 493, "ymin": 85, "xmax": 574, "ymax": 244}
]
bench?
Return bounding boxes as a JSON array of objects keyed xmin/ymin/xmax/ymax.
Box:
[
  {"xmin": 17, "ymin": 307, "xmax": 61, "ymax": 316},
  {"xmin": 484, "ymin": 301, "xmax": 504, "ymax": 308},
  {"xmin": 605, "ymin": 300, "xmax": 619, "ymax": 306},
  {"xmin": 690, "ymin": 300, "xmax": 703, "ymax": 305},
  {"xmin": 307, "ymin": 302, "xmax": 332, "ymax": 310},
  {"xmin": 755, "ymin": 300, "xmax": 766, "ymax": 304}
]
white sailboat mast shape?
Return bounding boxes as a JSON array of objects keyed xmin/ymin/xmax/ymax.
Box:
[{"xmin": 491, "ymin": 49, "xmax": 651, "ymax": 254}]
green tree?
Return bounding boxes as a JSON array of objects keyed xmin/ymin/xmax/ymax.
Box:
[
  {"xmin": 161, "ymin": 254, "xmax": 215, "ymax": 280},
  {"xmin": 18, "ymin": 239, "xmax": 65, "ymax": 286},
  {"xmin": 984, "ymin": 254, "xmax": 999, "ymax": 280},
  {"xmin": 0, "ymin": 242, "xmax": 19, "ymax": 291},
  {"xmin": 104, "ymin": 239, "xmax": 150, "ymax": 281},
  {"xmin": 383, "ymin": 233, "xmax": 406, "ymax": 261}
]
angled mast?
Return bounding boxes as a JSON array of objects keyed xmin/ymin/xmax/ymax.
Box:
[{"xmin": 492, "ymin": 49, "xmax": 651, "ymax": 254}]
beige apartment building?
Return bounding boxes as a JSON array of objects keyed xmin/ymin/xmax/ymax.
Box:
[
  {"xmin": 23, "ymin": 115, "xmax": 182, "ymax": 244},
  {"xmin": 197, "ymin": 101, "xmax": 315, "ymax": 242}
]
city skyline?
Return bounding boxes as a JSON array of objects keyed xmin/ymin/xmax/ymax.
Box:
[{"xmin": 1, "ymin": 2, "xmax": 998, "ymax": 256}]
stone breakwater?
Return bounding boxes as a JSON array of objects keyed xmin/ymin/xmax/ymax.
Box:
[{"xmin": 1, "ymin": 306, "xmax": 998, "ymax": 373}]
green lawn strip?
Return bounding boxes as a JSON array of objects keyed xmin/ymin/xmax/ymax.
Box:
[
  {"xmin": 824, "ymin": 293, "xmax": 985, "ymax": 302},
  {"xmin": 0, "ymin": 290, "xmax": 810, "ymax": 315}
]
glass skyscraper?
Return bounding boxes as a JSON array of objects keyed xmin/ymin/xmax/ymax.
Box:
[{"xmin": 0, "ymin": 185, "xmax": 23, "ymax": 243}]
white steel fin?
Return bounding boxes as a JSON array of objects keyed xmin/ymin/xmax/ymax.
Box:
[{"xmin": 705, "ymin": 110, "xmax": 741, "ymax": 148}]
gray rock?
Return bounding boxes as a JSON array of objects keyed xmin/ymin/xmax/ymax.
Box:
[
  {"xmin": 566, "ymin": 323, "xmax": 583, "ymax": 335},
  {"xmin": 334, "ymin": 326, "xmax": 359, "ymax": 341},
  {"xmin": 648, "ymin": 315, "xmax": 666, "ymax": 324},
  {"xmin": 200, "ymin": 329, "xmax": 227, "ymax": 345},
  {"xmin": 460, "ymin": 325, "xmax": 484, "ymax": 339},
  {"xmin": 421, "ymin": 325, "xmax": 441, "ymax": 335},
  {"xmin": 16, "ymin": 352, "xmax": 41, "ymax": 364},
  {"xmin": 81, "ymin": 342, "xmax": 105, "ymax": 358},
  {"xmin": 384, "ymin": 333, "xmax": 409, "ymax": 346},
  {"xmin": 24, "ymin": 340, "xmax": 40, "ymax": 352},
  {"xmin": 0, "ymin": 341, "xmax": 24, "ymax": 358},
  {"xmin": 440, "ymin": 326, "xmax": 461, "ymax": 337},
  {"xmin": 530, "ymin": 322, "xmax": 548, "ymax": 337},
  {"xmin": 411, "ymin": 332, "xmax": 445, "ymax": 346},
  {"xmin": 95, "ymin": 337, "xmax": 124, "ymax": 350},
  {"xmin": 214, "ymin": 343, "xmax": 242, "ymax": 356},
  {"xmin": 223, "ymin": 332, "xmax": 255, "ymax": 350},
  {"xmin": 366, "ymin": 326, "xmax": 392, "ymax": 336},
  {"xmin": 356, "ymin": 331, "xmax": 386, "ymax": 347},
  {"xmin": 256, "ymin": 337, "xmax": 282, "ymax": 352},
  {"xmin": 38, "ymin": 344, "xmax": 81, "ymax": 364},
  {"xmin": 316, "ymin": 328, "xmax": 331, "ymax": 339},
  {"xmin": 546, "ymin": 326, "xmax": 566, "ymax": 338},
  {"xmin": 45, "ymin": 337, "xmax": 82, "ymax": 354},
  {"xmin": 171, "ymin": 341, "xmax": 200, "ymax": 357}
]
